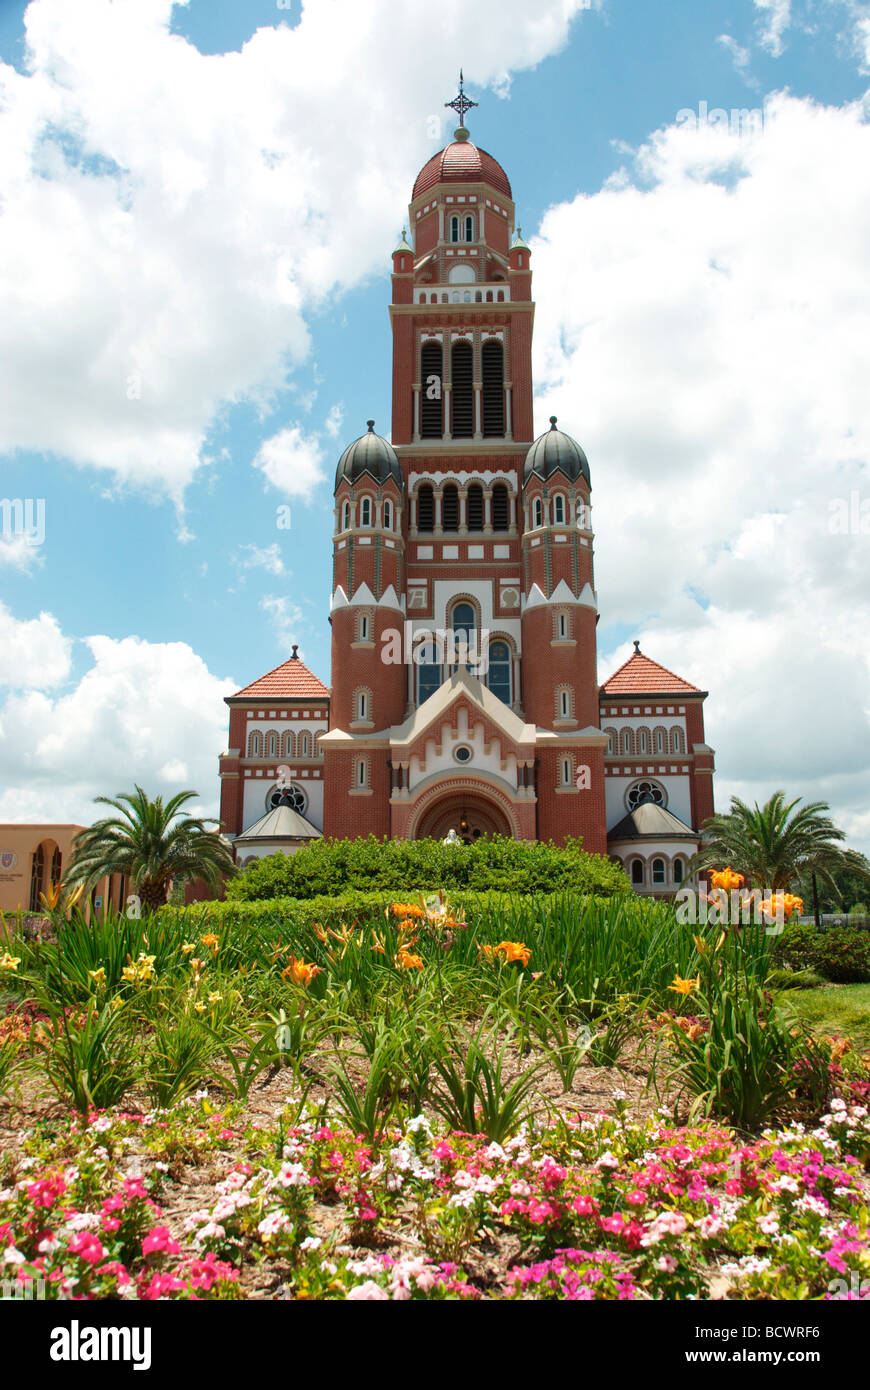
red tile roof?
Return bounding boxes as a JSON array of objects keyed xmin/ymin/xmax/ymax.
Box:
[
  {"xmin": 600, "ymin": 650, "xmax": 701, "ymax": 697},
  {"xmin": 413, "ymin": 141, "xmax": 512, "ymax": 200},
  {"xmin": 229, "ymin": 656, "xmax": 329, "ymax": 701}
]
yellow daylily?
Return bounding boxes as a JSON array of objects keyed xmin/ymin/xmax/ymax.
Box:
[
  {"xmin": 0, "ymin": 952, "xmax": 21, "ymax": 972},
  {"xmin": 88, "ymin": 967, "xmax": 107, "ymax": 988}
]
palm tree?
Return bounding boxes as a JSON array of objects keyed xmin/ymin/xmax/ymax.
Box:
[
  {"xmin": 689, "ymin": 791, "xmax": 870, "ymax": 913},
  {"xmin": 66, "ymin": 786, "xmax": 236, "ymax": 912}
]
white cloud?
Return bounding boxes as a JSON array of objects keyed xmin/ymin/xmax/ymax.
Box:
[
  {"xmin": 717, "ymin": 33, "xmax": 753, "ymax": 76},
  {"xmin": 252, "ymin": 425, "xmax": 327, "ymax": 501},
  {"xmin": 0, "ymin": 622, "xmax": 236, "ymax": 823},
  {"xmin": 260, "ymin": 595, "xmax": 304, "ymax": 653},
  {"xmin": 324, "ymin": 404, "xmax": 345, "ymax": 439},
  {"xmin": 754, "ymin": 0, "xmax": 793, "ymax": 56},
  {"xmin": 533, "ymin": 93, "xmax": 870, "ymax": 854},
  {"xmin": 0, "ymin": 0, "xmax": 593, "ymax": 500},
  {"xmin": 234, "ymin": 542, "xmax": 286, "ymax": 576},
  {"xmin": 0, "ymin": 603, "xmax": 72, "ymax": 689},
  {"xmin": 0, "ymin": 533, "xmax": 45, "ymax": 573}
]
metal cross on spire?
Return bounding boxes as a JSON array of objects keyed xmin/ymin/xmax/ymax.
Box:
[{"xmin": 445, "ymin": 70, "xmax": 478, "ymax": 128}]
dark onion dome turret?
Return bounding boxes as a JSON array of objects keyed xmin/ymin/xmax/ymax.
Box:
[
  {"xmin": 334, "ymin": 420, "xmax": 404, "ymax": 491},
  {"xmin": 413, "ymin": 127, "xmax": 512, "ymax": 201},
  {"xmin": 523, "ymin": 416, "xmax": 590, "ymax": 486}
]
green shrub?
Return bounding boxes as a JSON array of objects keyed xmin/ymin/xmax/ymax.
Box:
[
  {"xmin": 223, "ymin": 835, "xmax": 630, "ymax": 903},
  {"xmin": 773, "ymin": 923, "xmax": 870, "ymax": 984},
  {"xmin": 767, "ymin": 967, "xmax": 825, "ymax": 991}
]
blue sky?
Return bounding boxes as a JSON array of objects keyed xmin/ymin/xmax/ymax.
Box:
[{"xmin": 1, "ymin": 0, "xmax": 869, "ymax": 852}]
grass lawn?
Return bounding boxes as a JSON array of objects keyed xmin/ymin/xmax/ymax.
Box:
[{"xmin": 776, "ymin": 983, "xmax": 870, "ymax": 1050}]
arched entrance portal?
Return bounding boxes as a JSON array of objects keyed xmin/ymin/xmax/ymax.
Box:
[{"xmin": 415, "ymin": 791, "xmax": 512, "ymax": 844}]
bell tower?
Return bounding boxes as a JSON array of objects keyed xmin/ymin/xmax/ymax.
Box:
[{"xmin": 322, "ymin": 79, "xmax": 608, "ymax": 850}]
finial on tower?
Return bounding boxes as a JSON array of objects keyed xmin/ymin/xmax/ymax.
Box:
[
  {"xmin": 445, "ymin": 69, "xmax": 478, "ymax": 138},
  {"xmin": 633, "ymin": 640, "xmax": 641, "ymax": 655},
  {"xmin": 366, "ymin": 419, "xmax": 375, "ymax": 432},
  {"xmin": 549, "ymin": 415, "xmax": 558, "ymax": 429},
  {"xmin": 291, "ymin": 644, "xmax": 299, "ymax": 660}
]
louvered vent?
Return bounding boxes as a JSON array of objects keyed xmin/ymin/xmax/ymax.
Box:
[
  {"xmin": 467, "ymin": 483, "xmax": 484, "ymax": 531},
  {"xmin": 492, "ymin": 483, "xmax": 509, "ymax": 531},
  {"xmin": 420, "ymin": 343, "xmax": 443, "ymax": 439},
  {"xmin": 451, "ymin": 341, "xmax": 474, "ymax": 439},
  {"xmin": 481, "ymin": 340, "xmax": 505, "ymax": 437},
  {"xmin": 442, "ymin": 484, "xmax": 459, "ymax": 532},
  {"xmin": 417, "ymin": 484, "xmax": 434, "ymax": 532}
]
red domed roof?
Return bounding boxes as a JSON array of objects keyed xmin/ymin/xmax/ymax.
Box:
[{"xmin": 413, "ymin": 137, "xmax": 511, "ymax": 200}]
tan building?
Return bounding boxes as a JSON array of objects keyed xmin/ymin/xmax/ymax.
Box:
[{"xmin": 0, "ymin": 824, "xmax": 124, "ymax": 917}]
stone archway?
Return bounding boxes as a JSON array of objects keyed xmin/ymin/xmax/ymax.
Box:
[{"xmin": 413, "ymin": 788, "xmax": 513, "ymax": 844}]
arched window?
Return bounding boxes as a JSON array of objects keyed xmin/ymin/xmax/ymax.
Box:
[
  {"xmin": 465, "ymin": 214, "xmax": 473, "ymax": 242},
  {"xmin": 50, "ymin": 847, "xmax": 62, "ymax": 888},
  {"xmin": 637, "ymin": 728, "xmax": 649, "ymax": 754},
  {"xmin": 467, "ymin": 482, "xmax": 484, "ymax": 531},
  {"xmin": 654, "ymin": 728, "xmax": 667, "ymax": 754},
  {"xmin": 553, "ymin": 494, "xmax": 566, "ymax": 525},
  {"xmin": 621, "ymin": 729, "xmax": 633, "ymax": 755},
  {"xmin": 450, "ymin": 216, "xmax": 460, "ymax": 243},
  {"xmin": 671, "ymin": 728, "xmax": 685, "ymax": 754},
  {"xmin": 481, "ymin": 340, "xmax": 504, "ymax": 436},
  {"xmin": 383, "ymin": 499, "xmax": 392, "ymax": 531},
  {"xmin": 355, "ymin": 690, "xmax": 370, "ymax": 722},
  {"xmin": 487, "ymin": 640, "xmax": 512, "ymax": 705},
  {"xmin": 492, "ymin": 482, "xmax": 509, "ymax": 531},
  {"xmin": 561, "ymin": 757, "xmax": 573, "ymax": 787},
  {"xmin": 420, "ymin": 342, "xmax": 443, "ymax": 438},
  {"xmin": 248, "ymin": 731, "xmax": 262, "ymax": 757},
  {"xmin": 556, "ymin": 687, "xmax": 572, "ymax": 720},
  {"xmin": 360, "ymin": 496, "xmax": 372, "ymax": 528},
  {"xmin": 416, "ymin": 639, "xmax": 442, "ymax": 704},
  {"xmin": 282, "ymin": 730, "xmax": 295, "ymax": 757},
  {"xmin": 341, "ymin": 500, "xmax": 350, "ymax": 531},
  {"xmin": 442, "ymin": 483, "xmax": 459, "ymax": 532},
  {"xmin": 356, "ymin": 758, "xmax": 368, "ymax": 788},
  {"xmin": 451, "ymin": 603, "xmax": 476, "ymax": 663},
  {"xmin": 451, "ymin": 341, "xmax": 474, "ymax": 438},
  {"xmin": 604, "ymin": 727, "xmax": 617, "ymax": 754},
  {"xmin": 266, "ymin": 730, "xmax": 279, "ymax": 758},
  {"xmin": 673, "ymin": 858, "xmax": 685, "ymax": 884},
  {"xmin": 298, "ymin": 731, "xmax": 311, "ymax": 757},
  {"xmin": 652, "ymin": 858, "xmax": 666, "ymax": 886},
  {"xmin": 631, "ymin": 860, "xmax": 644, "ymax": 887},
  {"xmin": 533, "ymin": 497, "xmax": 543, "ymax": 528},
  {"xmin": 417, "ymin": 483, "xmax": 434, "ymax": 531},
  {"xmin": 358, "ymin": 612, "xmax": 371, "ymax": 642}
]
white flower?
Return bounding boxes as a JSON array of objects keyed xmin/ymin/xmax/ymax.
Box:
[
  {"xmin": 300, "ymin": 1236, "xmax": 321, "ymax": 1252},
  {"xmin": 258, "ymin": 1211, "xmax": 290, "ymax": 1238},
  {"xmin": 2, "ymin": 1247, "xmax": 25, "ymax": 1265}
]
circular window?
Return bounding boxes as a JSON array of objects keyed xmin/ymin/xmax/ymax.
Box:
[
  {"xmin": 267, "ymin": 784, "xmax": 307, "ymax": 814},
  {"xmin": 626, "ymin": 779, "xmax": 666, "ymax": 812},
  {"xmin": 453, "ymin": 746, "xmax": 473, "ymax": 764}
]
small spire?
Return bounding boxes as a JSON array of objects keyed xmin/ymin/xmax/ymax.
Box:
[
  {"xmin": 291, "ymin": 644, "xmax": 299, "ymax": 660},
  {"xmin": 366, "ymin": 419, "xmax": 375, "ymax": 432},
  {"xmin": 549, "ymin": 415, "xmax": 558, "ymax": 429},
  {"xmin": 633, "ymin": 640, "xmax": 641, "ymax": 655}
]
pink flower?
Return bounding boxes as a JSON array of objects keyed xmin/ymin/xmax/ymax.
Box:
[
  {"xmin": 68, "ymin": 1232, "xmax": 106, "ymax": 1266},
  {"xmin": 346, "ymin": 1280, "xmax": 389, "ymax": 1300},
  {"xmin": 142, "ymin": 1226, "xmax": 181, "ymax": 1258}
]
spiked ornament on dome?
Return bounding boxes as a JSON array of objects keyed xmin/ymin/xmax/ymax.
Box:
[
  {"xmin": 445, "ymin": 70, "xmax": 478, "ymax": 140},
  {"xmin": 394, "ymin": 227, "xmax": 412, "ymax": 253}
]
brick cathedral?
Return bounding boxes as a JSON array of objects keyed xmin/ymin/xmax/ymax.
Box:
[{"xmin": 218, "ymin": 86, "xmax": 716, "ymax": 895}]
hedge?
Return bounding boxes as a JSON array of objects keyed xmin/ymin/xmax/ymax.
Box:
[
  {"xmin": 224, "ymin": 835, "xmax": 631, "ymax": 903},
  {"xmin": 167, "ymin": 888, "xmax": 631, "ymax": 932},
  {"xmin": 773, "ymin": 923, "xmax": 870, "ymax": 984}
]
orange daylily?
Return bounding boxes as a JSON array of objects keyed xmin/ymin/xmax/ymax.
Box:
[
  {"xmin": 281, "ymin": 955, "xmax": 323, "ymax": 988},
  {"xmin": 480, "ymin": 940, "xmax": 532, "ymax": 967},
  {"xmin": 668, "ymin": 974, "xmax": 699, "ymax": 996},
  {"xmin": 710, "ymin": 867, "xmax": 745, "ymax": 892},
  {"xmin": 390, "ymin": 902, "xmax": 425, "ymax": 920},
  {"xmin": 396, "ymin": 947, "xmax": 424, "ymax": 971},
  {"xmin": 200, "ymin": 932, "xmax": 219, "ymax": 952},
  {"xmin": 759, "ymin": 892, "xmax": 804, "ymax": 922}
]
